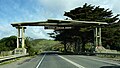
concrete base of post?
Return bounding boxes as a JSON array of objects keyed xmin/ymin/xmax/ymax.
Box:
[{"xmin": 14, "ymin": 48, "xmax": 27, "ymax": 54}]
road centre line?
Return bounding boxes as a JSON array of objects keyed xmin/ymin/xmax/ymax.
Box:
[
  {"xmin": 35, "ymin": 54, "xmax": 46, "ymax": 68},
  {"xmin": 58, "ymin": 55, "xmax": 85, "ymax": 68}
]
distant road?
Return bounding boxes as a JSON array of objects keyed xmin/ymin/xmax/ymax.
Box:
[{"xmin": 0, "ymin": 52, "xmax": 120, "ymax": 68}]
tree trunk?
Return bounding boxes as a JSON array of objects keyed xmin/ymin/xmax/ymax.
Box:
[
  {"xmin": 63, "ymin": 41, "xmax": 67, "ymax": 53},
  {"xmin": 77, "ymin": 39, "xmax": 80, "ymax": 53},
  {"xmin": 82, "ymin": 33, "xmax": 86, "ymax": 52},
  {"xmin": 74, "ymin": 41, "xmax": 77, "ymax": 53}
]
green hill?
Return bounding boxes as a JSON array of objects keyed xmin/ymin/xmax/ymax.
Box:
[{"xmin": 25, "ymin": 38, "xmax": 61, "ymax": 55}]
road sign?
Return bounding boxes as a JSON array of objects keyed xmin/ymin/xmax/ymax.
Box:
[{"xmin": 44, "ymin": 26, "xmax": 72, "ymax": 29}]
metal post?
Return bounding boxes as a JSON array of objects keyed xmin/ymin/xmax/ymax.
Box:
[
  {"xmin": 22, "ymin": 27, "xmax": 25, "ymax": 48},
  {"xmin": 17, "ymin": 28, "xmax": 20, "ymax": 48}
]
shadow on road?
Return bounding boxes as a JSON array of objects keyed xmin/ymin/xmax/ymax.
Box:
[{"xmin": 100, "ymin": 66, "xmax": 120, "ymax": 68}]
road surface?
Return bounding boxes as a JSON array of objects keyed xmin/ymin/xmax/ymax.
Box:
[{"xmin": 0, "ymin": 54, "xmax": 120, "ymax": 68}]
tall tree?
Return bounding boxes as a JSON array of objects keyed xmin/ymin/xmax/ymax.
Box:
[
  {"xmin": 52, "ymin": 3, "xmax": 119, "ymax": 53},
  {"xmin": 0, "ymin": 36, "xmax": 17, "ymax": 51},
  {"xmin": 64, "ymin": 3, "xmax": 119, "ymax": 23}
]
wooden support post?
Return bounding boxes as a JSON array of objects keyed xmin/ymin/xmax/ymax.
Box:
[
  {"xmin": 95, "ymin": 27, "xmax": 98, "ymax": 46},
  {"xmin": 22, "ymin": 27, "xmax": 25, "ymax": 48},
  {"xmin": 99, "ymin": 27, "xmax": 102, "ymax": 46},
  {"xmin": 94, "ymin": 26, "xmax": 102, "ymax": 47},
  {"xmin": 17, "ymin": 28, "xmax": 20, "ymax": 48}
]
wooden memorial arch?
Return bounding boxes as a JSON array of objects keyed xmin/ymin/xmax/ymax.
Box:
[{"xmin": 11, "ymin": 19, "xmax": 108, "ymax": 54}]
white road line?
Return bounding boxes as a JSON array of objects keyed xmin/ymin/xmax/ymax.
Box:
[
  {"xmin": 58, "ymin": 55, "xmax": 85, "ymax": 68},
  {"xmin": 35, "ymin": 54, "xmax": 46, "ymax": 68}
]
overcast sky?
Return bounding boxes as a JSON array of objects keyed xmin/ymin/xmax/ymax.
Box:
[{"xmin": 0, "ymin": 0, "xmax": 120, "ymax": 39}]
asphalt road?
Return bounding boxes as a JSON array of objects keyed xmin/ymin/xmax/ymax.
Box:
[{"xmin": 0, "ymin": 54, "xmax": 120, "ymax": 68}]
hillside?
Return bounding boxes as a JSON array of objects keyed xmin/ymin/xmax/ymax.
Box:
[{"xmin": 26, "ymin": 39, "xmax": 62, "ymax": 55}]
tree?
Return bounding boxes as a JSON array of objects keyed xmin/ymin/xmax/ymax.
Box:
[
  {"xmin": 0, "ymin": 36, "xmax": 17, "ymax": 51},
  {"xmin": 51, "ymin": 3, "xmax": 119, "ymax": 53},
  {"xmin": 101, "ymin": 23, "xmax": 120, "ymax": 51},
  {"xmin": 64, "ymin": 3, "xmax": 119, "ymax": 23},
  {"xmin": 25, "ymin": 37, "xmax": 36, "ymax": 56}
]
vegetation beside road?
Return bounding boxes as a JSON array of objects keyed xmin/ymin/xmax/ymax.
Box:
[
  {"xmin": 25, "ymin": 37, "xmax": 61, "ymax": 56},
  {"xmin": 0, "ymin": 36, "xmax": 16, "ymax": 51},
  {"xmin": 0, "ymin": 36, "xmax": 61, "ymax": 56}
]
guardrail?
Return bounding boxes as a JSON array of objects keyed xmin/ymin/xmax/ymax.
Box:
[
  {"xmin": 0, "ymin": 54, "xmax": 29, "ymax": 63},
  {"xmin": 95, "ymin": 53, "xmax": 120, "ymax": 58},
  {"xmin": 80, "ymin": 52, "xmax": 120, "ymax": 57},
  {"xmin": 58, "ymin": 52, "xmax": 120, "ymax": 57}
]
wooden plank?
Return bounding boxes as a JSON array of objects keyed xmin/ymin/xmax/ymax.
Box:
[
  {"xmin": 47, "ymin": 19, "xmax": 108, "ymax": 24},
  {"xmin": 11, "ymin": 19, "xmax": 108, "ymax": 27}
]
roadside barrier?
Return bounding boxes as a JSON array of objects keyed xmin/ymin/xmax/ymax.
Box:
[
  {"xmin": 0, "ymin": 54, "xmax": 29, "ymax": 63},
  {"xmin": 95, "ymin": 53, "xmax": 120, "ymax": 58}
]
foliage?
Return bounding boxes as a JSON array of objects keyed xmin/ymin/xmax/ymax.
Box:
[
  {"xmin": 25, "ymin": 38, "xmax": 60, "ymax": 55},
  {"xmin": 50, "ymin": 3, "xmax": 120, "ymax": 53},
  {"xmin": 102, "ymin": 24, "xmax": 120, "ymax": 51},
  {"xmin": 25, "ymin": 37, "xmax": 36, "ymax": 56},
  {"xmin": 64, "ymin": 3, "xmax": 119, "ymax": 23},
  {"xmin": 0, "ymin": 36, "xmax": 17, "ymax": 51},
  {"xmin": 51, "ymin": 43, "xmax": 64, "ymax": 52},
  {"xmin": 31, "ymin": 39, "xmax": 59, "ymax": 51},
  {"xmin": 85, "ymin": 42, "xmax": 94, "ymax": 52}
]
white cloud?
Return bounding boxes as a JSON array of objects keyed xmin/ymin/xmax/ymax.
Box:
[
  {"xmin": 0, "ymin": 24, "xmax": 17, "ymax": 39},
  {"xmin": 38, "ymin": 0, "xmax": 120, "ymax": 16},
  {"xmin": 25, "ymin": 26, "xmax": 53, "ymax": 39},
  {"xmin": 0, "ymin": 0, "xmax": 120, "ymax": 39}
]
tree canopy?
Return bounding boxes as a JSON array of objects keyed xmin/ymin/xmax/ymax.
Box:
[
  {"xmin": 0, "ymin": 36, "xmax": 17, "ymax": 51},
  {"xmin": 50, "ymin": 3, "xmax": 120, "ymax": 53},
  {"xmin": 64, "ymin": 3, "xmax": 119, "ymax": 23}
]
